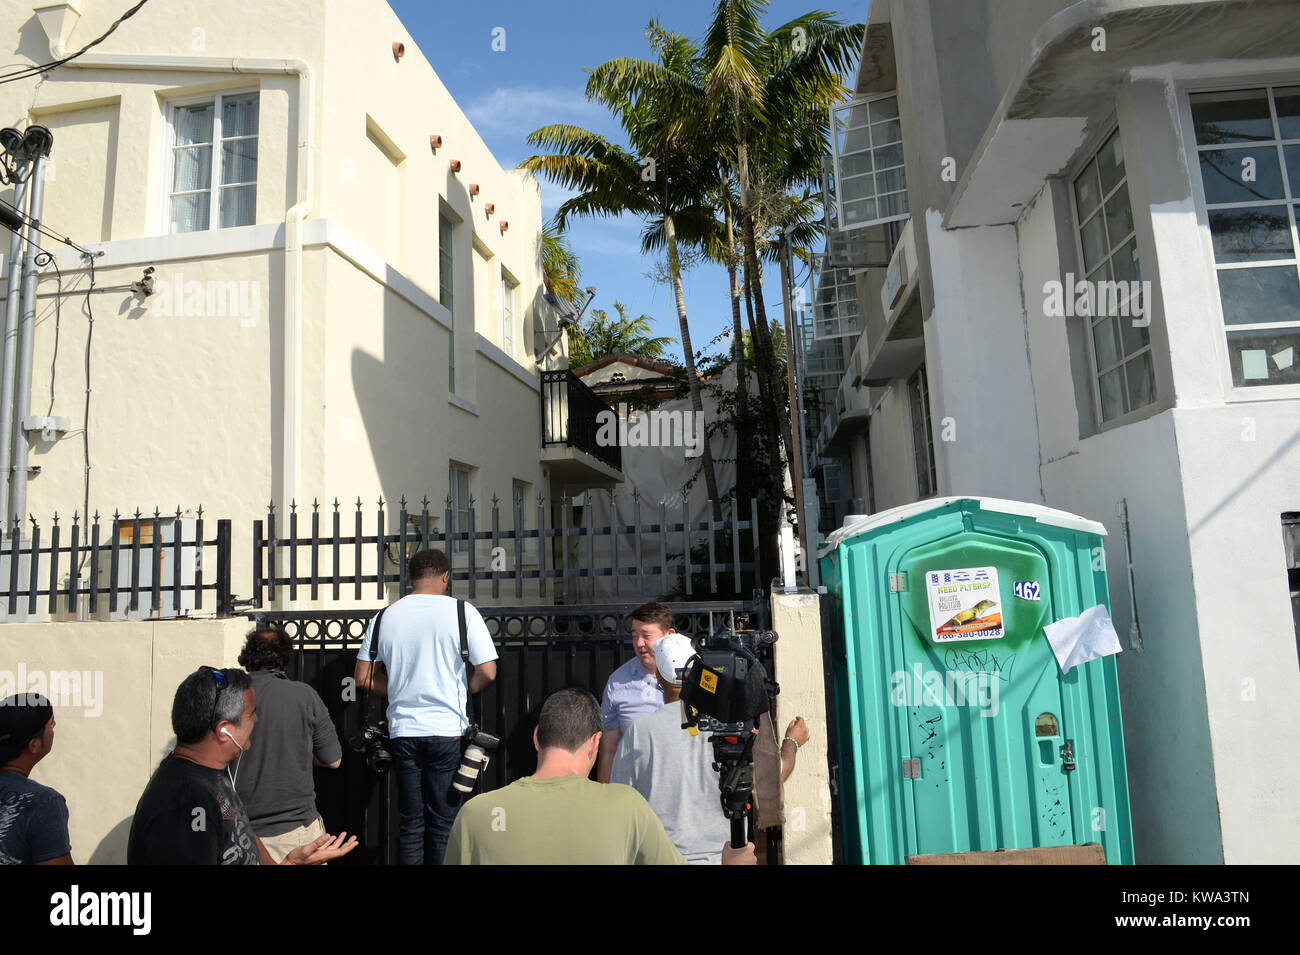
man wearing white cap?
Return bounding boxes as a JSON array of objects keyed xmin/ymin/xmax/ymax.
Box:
[{"xmin": 609, "ymin": 633, "xmax": 731, "ymax": 865}]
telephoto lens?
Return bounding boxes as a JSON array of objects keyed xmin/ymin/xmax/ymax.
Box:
[{"xmin": 453, "ymin": 730, "xmax": 500, "ymax": 793}]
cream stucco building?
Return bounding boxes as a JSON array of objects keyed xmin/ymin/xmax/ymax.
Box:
[{"xmin": 0, "ymin": 0, "xmax": 619, "ymax": 609}]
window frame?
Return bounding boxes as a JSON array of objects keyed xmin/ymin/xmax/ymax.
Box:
[
  {"xmin": 829, "ymin": 91, "xmax": 910, "ymax": 233},
  {"xmin": 439, "ymin": 209, "xmax": 458, "ymax": 393},
  {"xmin": 162, "ymin": 87, "xmax": 260, "ymax": 234},
  {"xmin": 500, "ymin": 269, "xmax": 519, "ymax": 357},
  {"xmin": 1177, "ymin": 76, "xmax": 1300, "ymax": 401},
  {"xmin": 1066, "ymin": 123, "xmax": 1159, "ymax": 427},
  {"xmin": 908, "ymin": 366, "xmax": 937, "ymax": 499},
  {"xmin": 448, "ymin": 463, "xmax": 473, "ymax": 557}
]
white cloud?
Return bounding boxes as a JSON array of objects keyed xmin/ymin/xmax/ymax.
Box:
[{"xmin": 464, "ymin": 85, "xmax": 606, "ymax": 138}]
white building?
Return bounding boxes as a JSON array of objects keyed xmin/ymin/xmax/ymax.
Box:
[{"xmin": 808, "ymin": 0, "xmax": 1300, "ymax": 863}]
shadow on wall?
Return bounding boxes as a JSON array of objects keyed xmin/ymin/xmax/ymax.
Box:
[{"xmin": 88, "ymin": 815, "xmax": 133, "ymax": 865}]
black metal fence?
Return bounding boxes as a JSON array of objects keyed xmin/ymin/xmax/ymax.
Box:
[
  {"xmin": 256, "ymin": 599, "xmax": 768, "ymax": 865},
  {"xmin": 0, "ymin": 510, "xmax": 232, "ymax": 617},
  {"xmin": 251, "ymin": 492, "xmax": 761, "ymax": 608},
  {"xmin": 541, "ymin": 369, "xmax": 622, "ymax": 471}
]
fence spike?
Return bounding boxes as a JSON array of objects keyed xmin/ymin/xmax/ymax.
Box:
[
  {"xmin": 444, "ymin": 493, "xmax": 453, "ymax": 507},
  {"xmin": 92, "ymin": 510, "xmax": 100, "ymax": 523},
  {"xmin": 175, "ymin": 506, "xmax": 183, "ymax": 520},
  {"xmin": 378, "ymin": 496, "xmax": 384, "ymax": 510},
  {"xmin": 52, "ymin": 512, "xmax": 59, "ymax": 526},
  {"xmin": 133, "ymin": 508, "xmax": 142, "ymax": 520},
  {"xmin": 72, "ymin": 510, "xmax": 79, "ymax": 525},
  {"xmin": 333, "ymin": 497, "xmax": 340, "ymax": 511},
  {"xmin": 356, "ymin": 497, "xmax": 363, "ymax": 509},
  {"xmin": 290, "ymin": 499, "xmax": 298, "ymax": 514},
  {"xmin": 113, "ymin": 508, "xmax": 120, "ymax": 521},
  {"xmin": 312, "ymin": 498, "xmax": 319, "ymax": 512},
  {"xmin": 490, "ymin": 493, "xmax": 499, "ymax": 507},
  {"xmin": 421, "ymin": 495, "xmax": 430, "ymax": 509},
  {"xmin": 399, "ymin": 495, "xmax": 407, "ymax": 509},
  {"xmin": 267, "ymin": 501, "xmax": 275, "ymax": 517},
  {"xmin": 197, "ymin": 504, "xmax": 204, "ymax": 520}
]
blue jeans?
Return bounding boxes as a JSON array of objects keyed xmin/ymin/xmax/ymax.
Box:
[{"xmin": 391, "ymin": 735, "xmax": 465, "ymax": 865}]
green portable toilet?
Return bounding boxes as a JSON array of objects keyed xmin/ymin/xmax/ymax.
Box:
[{"xmin": 820, "ymin": 496, "xmax": 1134, "ymax": 865}]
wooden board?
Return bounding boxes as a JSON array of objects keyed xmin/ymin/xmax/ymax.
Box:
[{"xmin": 906, "ymin": 843, "xmax": 1106, "ymax": 865}]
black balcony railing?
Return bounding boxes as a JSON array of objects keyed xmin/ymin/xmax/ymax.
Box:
[{"xmin": 540, "ymin": 370, "xmax": 622, "ymax": 471}]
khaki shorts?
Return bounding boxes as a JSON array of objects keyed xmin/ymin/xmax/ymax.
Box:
[{"xmin": 259, "ymin": 816, "xmax": 327, "ymax": 864}]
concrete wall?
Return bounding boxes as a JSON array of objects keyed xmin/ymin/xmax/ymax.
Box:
[
  {"xmin": 771, "ymin": 590, "xmax": 834, "ymax": 865},
  {"xmin": 0, "ymin": 618, "xmax": 250, "ymax": 863}
]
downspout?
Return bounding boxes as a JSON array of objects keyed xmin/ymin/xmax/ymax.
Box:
[
  {"xmin": 11, "ymin": 152, "xmax": 49, "ymax": 529},
  {"xmin": 43, "ymin": 17, "xmax": 315, "ymax": 517},
  {"xmin": 0, "ymin": 175, "xmax": 29, "ymax": 528}
]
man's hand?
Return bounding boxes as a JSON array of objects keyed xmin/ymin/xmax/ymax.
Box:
[
  {"xmin": 721, "ymin": 842, "xmax": 757, "ymax": 865},
  {"xmin": 595, "ymin": 726, "xmax": 621, "ymax": 783},
  {"xmin": 784, "ymin": 716, "xmax": 809, "ymax": 747},
  {"xmin": 282, "ymin": 831, "xmax": 359, "ymax": 866}
]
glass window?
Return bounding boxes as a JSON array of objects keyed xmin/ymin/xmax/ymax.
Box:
[
  {"xmin": 440, "ymin": 214, "xmax": 456, "ymax": 392},
  {"xmin": 169, "ymin": 92, "xmax": 258, "ymax": 233},
  {"xmin": 908, "ymin": 367, "xmax": 936, "ymax": 498},
  {"xmin": 831, "ymin": 93, "xmax": 909, "ymax": 231},
  {"xmin": 1072, "ymin": 129, "xmax": 1155, "ymax": 421},
  {"xmin": 1190, "ymin": 86, "xmax": 1300, "ymax": 389},
  {"xmin": 449, "ymin": 464, "xmax": 472, "ymax": 555},
  {"xmin": 501, "ymin": 273, "xmax": 518, "ymax": 356}
]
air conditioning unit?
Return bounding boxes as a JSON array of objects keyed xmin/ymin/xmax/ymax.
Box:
[{"xmin": 100, "ymin": 513, "xmax": 199, "ymax": 621}]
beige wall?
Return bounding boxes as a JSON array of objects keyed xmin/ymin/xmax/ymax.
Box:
[
  {"xmin": 0, "ymin": 618, "xmax": 250, "ymax": 863},
  {"xmin": 772, "ymin": 591, "xmax": 834, "ymax": 865}
]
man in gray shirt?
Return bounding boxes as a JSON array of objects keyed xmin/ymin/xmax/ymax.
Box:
[
  {"xmin": 234, "ymin": 626, "xmax": 342, "ymax": 862},
  {"xmin": 610, "ymin": 633, "xmax": 730, "ymax": 864}
]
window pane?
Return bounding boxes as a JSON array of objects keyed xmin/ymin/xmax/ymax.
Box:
[
  {"xmin": 1093, "ymin": 316, "xmax": 1122, "ymax": 370},
  {"xmin": 1215, "ymin": 266, "xmax": 1300, "ymax": 325},
  {"xmin": 218, "ymin": 185, "xmax": 255, "ymax": 228},
  {"xmin": 170, "ymin": 192, "xmax": 210, "ymax": 233},
  {"xmin": 1097, "ymin": 131, "xmax": 1125, "ymax": 196},
  {"xmin": 1198, "ymin": 147, "xmax": 1285, "ymax": 204},
  {"xmin": 175, "ymin": 104, "xmax": 213, "ymax": 146},
  {"xmin": 1276, "ymin": 87, "xmax": 1300, "ymax": 140},
  {"xmin": 1080, "ymin": 211, "xmax": 1109, "ymax": 271},
  {"xmin": 840, "ymin": 153, "xmax": 873, "ymax": 179},
  {"xmin": 172, "ymin": 144, "xmax": 211, "ymax": 192},
  {"xmin": 1285, "ymin": 145, "xmax": 1300, "ymax": 197},
  {"xmin": 221, "ymin": 137, "xmax": 258, "ymax": 184},
  {"xmin": 837, "ymin": 124, "xmax": 872, "ymax": 155},
  {"xmin": 1074, "ymin": 159, "xmax": 1101, "ymax": 217},
  {"xmin": 1120, "ymin": 312, "xmax": 1151, "ymax": 356},
  {"xmin": 872, "ymin": 118, "xmax": 902, "ymax": 146},
  {"xmin": 1227, "ymin": 327, "xmax": 1300, "ymax": 387},
  {"xmin": 1190, "ymin": 89, "xmax": 1273, "ymax": 144},
  {"xmin": 1112, "ymin": 238, "xmax": 1140, "ymax": 285},
  {"xmin": 1209, "ymin": 207, "xmax": 1295, "ymax": 263},
  {"xmin": 873, "ymin": 142, "xmax": 904, "ymax": 169},
  {"xmin": 876, "ymin": 165, "xmax": 906, "ymax": 195},
  {"xmin": 222, "ymin": 94, "xmax": 259, "ymax": 138},
  {"xmin": 1103, "ymin": 182, "xmax": 1134, "ymax": 247},
  {"xmin": 876, "ymin": 192, "xmax": 907, "ymax": 220},
  {"xmin": 869, "ymin": 96, "xmax": 898, "ymax": 122},
  {"xmin": 1124, "ymin": 351, "xmax": 1156, "ymax": 408},
  {"xmin": 1098, "ymin": 366, "xmax": 1127, "ymax": 421},
  {"xmin": 842, "ymin": 197, "xmax": 878, "ymax": 226},
  {"xmin": 835, "ymin": 103, "xmax": 872, "ymax": 130}
]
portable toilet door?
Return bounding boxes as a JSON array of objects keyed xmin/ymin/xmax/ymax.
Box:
[{"xmin": 821, "ymin": 496, "xmax": 1134, "ymax": 865}]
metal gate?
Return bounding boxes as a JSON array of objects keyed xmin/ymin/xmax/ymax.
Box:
[{"xmin": 253, "ymin": 599, "xmax": 767, "ymax": 864}]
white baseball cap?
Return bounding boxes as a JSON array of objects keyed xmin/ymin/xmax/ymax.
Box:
[{"xmin": 653, "ymin": 633, "xmax": 696, "ymax": 685}]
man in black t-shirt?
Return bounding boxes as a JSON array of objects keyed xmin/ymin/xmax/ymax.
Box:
[
  {"xmin": 128, "ymin": 666, "xmax": 358, "ymax": 866},
  {"xmin": 0, "ymin": 693, "xmax": 72, "ymax": 865}
]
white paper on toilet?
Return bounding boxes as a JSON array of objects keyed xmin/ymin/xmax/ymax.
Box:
[{"xmin": 1043, "ymin": 603, "xmax": 1123, "ymax": 675}]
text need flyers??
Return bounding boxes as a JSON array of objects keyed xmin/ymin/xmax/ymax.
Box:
[{"xmin": 925, "ymin": 566, "xmax": 1004, "ymax": 642}]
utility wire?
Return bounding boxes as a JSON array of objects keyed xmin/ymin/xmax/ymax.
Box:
[
  {"xmin": 0, "ymin": 197, "xmax": 94, "ymax": 257},
  {"xmin": 0, "ymin": 0, "xmax": 151, "ymax": 86}
]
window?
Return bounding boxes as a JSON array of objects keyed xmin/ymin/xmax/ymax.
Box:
[
  {"xmin": 908, "ymin": 366, "xmax": 936, "ymax": 498},
  {"xmin": 501, "ymin": 272, "xmax": 518, "ymax": 356},
  {"xmin": 1189, "ymin": 86, "xmax": 1300, "ymax": 388},
  {"xmin": 513, "ymin": 479, "xmax": 533, "ymax": 562},
  {"xmin": 1071, "ymin": 129, "xmax": 1154, "ymax": 422},
  {"xmin": 440, "ymin": 213, "xmax": 456, "ymax": 392},
  {"xmin": 831, "ymin": 93, "xmax": 908, "ymax": 231},
  {"xmin": 168, "ymin": 91, "xmax": 258, "ymax": 233},
  {"xmin": 809, "ymin": 253, "xmax": 862, "ymax": 340},
  {"xmin": 449, "ymin": 464, "xmax": 472, "ymax": 555}
]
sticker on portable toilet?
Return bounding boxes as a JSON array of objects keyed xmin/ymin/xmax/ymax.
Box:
[
  {"xmin": 1013, "ymin": 580, "xmax": 1041, "ymax": 601},
  {"xmin": 925, "ymin": 566, "xmax": 1004, "ymax": 642}
]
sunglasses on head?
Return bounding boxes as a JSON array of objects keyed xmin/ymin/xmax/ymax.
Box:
[{"xmin": 201, "ymin": 666, "xmax": 228, "ymax": 731}]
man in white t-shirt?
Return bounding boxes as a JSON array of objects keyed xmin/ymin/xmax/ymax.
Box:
[{"xmin": 354, "ymin": 549, "xmax": 498, "ymax": 864}]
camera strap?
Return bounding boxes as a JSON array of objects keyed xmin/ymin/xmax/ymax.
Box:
[{"xmin": 458, "ymin": 598, "xmax": 479, "ymax": 727}]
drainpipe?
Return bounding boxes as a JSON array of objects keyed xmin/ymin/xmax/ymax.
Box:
[
  {"xmin": 0, "ymin": 174, "xmax": 28, "ymax": 527},
  {"xmin": 11, "ymin": 153, "xmax": 49, "ymax": 529},
  {"xmin": 42, "ymin": 13, "xmax": 316, "ymax": 517}
]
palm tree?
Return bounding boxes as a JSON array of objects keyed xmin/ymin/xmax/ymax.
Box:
[
  {"xmin": 567, "ymin": 301, "xmax": 677, "ymax": 368},
  {"xmin": 540, "ymin": 224, "xmax": 585, "ymax": 311},
  {"xmin": 521, "ymin": 25, "xmax": 728, "ymax": 520}
]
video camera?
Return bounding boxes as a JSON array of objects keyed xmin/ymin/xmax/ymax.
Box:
[{"xmin": 678, "ymin": 628, "xmax": 778, "ymax": 849}]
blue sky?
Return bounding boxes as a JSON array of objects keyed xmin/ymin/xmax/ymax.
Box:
[{"xmin": 389, "ymin": 0, "xmax": 868, "ymax": 361}]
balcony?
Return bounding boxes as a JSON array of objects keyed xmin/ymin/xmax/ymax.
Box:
[{"xmin": 540, "ymin": 370, "xmax": 624, "ymax": 484}]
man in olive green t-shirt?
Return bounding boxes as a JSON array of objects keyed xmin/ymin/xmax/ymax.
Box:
[{"xmin": 445, "ymin": 688, "xmax": 755, "ymax": 865}]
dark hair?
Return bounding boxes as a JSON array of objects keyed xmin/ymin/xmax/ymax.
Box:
[
  {"xmin": 0, "ymin": 692, "xmax": 53, "ymax": 763},
  {"xmin": 630, "ymin": 601, "xmax": 673, "ymax": 633},
  {"xmin": 238, "ymin": 626, "xmax": 293, "ymax": 672},
  {"xmin": 536, "ymin": 688, "xmax": 602, "ymax": 752},
  {"xmin": 172, "ymin": 667, "xmax": 251, "ymax": 745},
  {"xmin": 409, "ymin": 549, "xmax": 450, "ymax": 582}
]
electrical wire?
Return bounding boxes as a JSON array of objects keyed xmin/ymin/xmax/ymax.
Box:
[
  {"xmin": 79, "ymin": 253, "xmax": 95, "ymax": 564},
  {"xmin": 34, "ymin": 251, "xmax": 61, "ymax": 416},
  {"xmin": 0, "ymin": 0, "xmax": 151, "ymax": 86},
  {"xmin": 0, "ymin": 197, "xmax": 94, "ymax": 257}
]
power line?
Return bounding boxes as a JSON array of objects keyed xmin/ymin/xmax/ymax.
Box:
[{"xmin": 0, "ymin": 0, "xmax": 151, "ymax": 87}]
